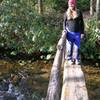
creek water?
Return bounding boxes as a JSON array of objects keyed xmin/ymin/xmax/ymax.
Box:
[
  {"xmin": 0, "ymin": 59, "xmax": 100, "ymax": 100},
  {"xmin": 0, "ymin": 59, "xmax": 52, "ymax": 100}
]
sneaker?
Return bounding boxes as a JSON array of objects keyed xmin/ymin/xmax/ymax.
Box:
[
  {"xmin": 75, "ymin": 59, "xmax": 81, "ymax": 65},
  {"xmin": 67, "ymin": 60, "xmax": 73, "ymax": 65}
]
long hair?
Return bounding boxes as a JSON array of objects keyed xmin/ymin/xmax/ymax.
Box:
[{"xmin": 66, "ymin": 7, "xmax": 78, "ymax": 20}]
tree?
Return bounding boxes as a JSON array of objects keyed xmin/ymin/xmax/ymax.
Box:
[
  {"xmin": 90, "ymin": 0, "xmax": 94, "ymax": 16},
  {"xmin": 38, "ymin": 0, "xmax": 43, "ymax": 14},
  {"xmin": 96, "ymin": 0, "xmax": 100, "ymax": 29},
  {"xmin": 96, "ymin": 0, "xmax": 100, "ymax": 20}
]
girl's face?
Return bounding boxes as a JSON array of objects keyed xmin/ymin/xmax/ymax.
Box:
[{"xmin": 68, "ymin": 3, "xmax": 75, "ymax": 10}]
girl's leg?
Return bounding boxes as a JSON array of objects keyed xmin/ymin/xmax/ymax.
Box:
[
  {"xmin": 66, "ymin": 40, "xmax": 73, "ymax": 60},
  {"xmin": 73, "ymin": 32, "xmax": 81, "ymax": 63},
  {"xmin": 66, "ymin": 32, "xmax": 74, "ymax": 64},
  {"xmin": 73, "ymin": 43, "xmax": 80, "ymax": 60}
]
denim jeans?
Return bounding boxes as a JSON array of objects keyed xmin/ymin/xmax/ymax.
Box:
[{"xmin": 66, "ymin": 31, "xmax": 81, "ymax": 60}]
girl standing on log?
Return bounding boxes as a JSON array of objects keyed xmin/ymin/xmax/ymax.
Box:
[{"xmin": 63, "ymin": 0, "xmax": 84, "ymax": 65}]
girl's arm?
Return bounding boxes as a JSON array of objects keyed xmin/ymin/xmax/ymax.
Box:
[
  {"xmin": 79, "ymin": 11, "xmax": 84, "ymax": 34},
  {"xmin": 63, "ymin": 12, "xmax": 67, "ymax": 31}
]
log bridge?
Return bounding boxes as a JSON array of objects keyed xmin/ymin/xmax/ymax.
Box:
[{"xmin": 46, "ymin": 31, "xmax": 89, "ymax": 100}]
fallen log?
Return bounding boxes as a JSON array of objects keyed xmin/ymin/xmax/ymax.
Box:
[{"xmin": 46, "ymin": 31, "xmax": 66, "ymax": 100}]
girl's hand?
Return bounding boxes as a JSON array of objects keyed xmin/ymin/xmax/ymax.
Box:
[
  {"xmin": 81, "ymin": 34, "xmax": 84, "ymax": 39},
  {"xmin": 63, "ymin": 30, "xmax": 67, "ymax": 33}
]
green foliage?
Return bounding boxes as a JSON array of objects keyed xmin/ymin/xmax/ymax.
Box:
[
  {"xmin": 45, "ymin": 0, "xmax": 66, "ymax": 11},
  {"xmin": 0, "ymin": 0, "xmax": 35, "ymax": 54},
  {"xmin": 31, "ymin": 13, "xmax": 62, "ymax": 53},
  {"xmin": 81, "ymin": 19, "xmax": 100, "ymax": 59},
  {"xmin": 0, "ymin": 0, "xmax": 97, "ymax": 59},
  {"xmin": 44, "ymin": 0, "xmax": 90, "ymax": 12},
  {"xmin": 77, "ymin": 0, "xmax": 90, "ymax": 11},
  {"xmin": 0, "ymin": 0, "xmax": 62, "ymax": 54}
]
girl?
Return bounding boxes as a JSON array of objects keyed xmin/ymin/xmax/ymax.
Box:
[{"xmin": 63, "ymin": 0, "xmax": 84, "ymax": 65}]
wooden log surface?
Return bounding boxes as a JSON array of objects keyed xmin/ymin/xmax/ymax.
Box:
[
  {"xmin": 61, "ymin": 62, "xmax": 89, "ymax": 100},
  {"xmin": 46, "ymin": 31, "xmax": 66, "ymax": 100}
]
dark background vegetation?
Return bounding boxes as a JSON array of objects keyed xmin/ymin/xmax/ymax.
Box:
[{"xmin": 0, "ymin": 0, "xmax": 100, "ymax": 61}]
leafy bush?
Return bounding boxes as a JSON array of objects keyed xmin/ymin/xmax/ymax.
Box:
[
  {"xmin": 77, "ymin": 0, "xmax": 90, "ymax": 11},
  {"xmin": 0, "ymin": 0, "xmax": 62, "ymax": 55},
  {"xmin": 44, "ymin": 0, "xmax": 90, "ymax": 13},
  {"xmin": 0, "ymin": 0, "xmax": 93, "ymax": 57},
  {"xmin": 81, "ymin": 19, "xmax": 100, "ymax": 59},
  {"xmin": 0, "ymin": 0, "xmax": 34, "ymax": 54}
]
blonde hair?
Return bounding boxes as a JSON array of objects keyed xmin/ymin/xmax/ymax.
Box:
[{"xmin": 66, "ymin": 8, "xmax": 78, "ymax": 20}]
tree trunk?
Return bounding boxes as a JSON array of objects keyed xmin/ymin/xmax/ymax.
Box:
[
  {"xmin": 38, "ymin": 0, "xmax": 43, "ymax": 14},
  {"xmin": 90, "ymin": 0, "xmax": 94, "ymax": 16},
  {"xmin": 96, "ymin": 0, "xmax": 100, "ymax": 20},
  {"xmin": 96, "ymin": 0, "xmax": 100, "ymax": 29}
]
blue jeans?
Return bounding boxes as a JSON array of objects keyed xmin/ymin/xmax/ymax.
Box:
[{"xmin": 66, "ymin": 31, "xmax": 81, "ymax": 60}]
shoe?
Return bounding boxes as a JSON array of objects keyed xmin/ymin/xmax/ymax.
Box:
[
  {"xmin": 67, "ymin": 60, "xmax": 73, "ymax": 65},
  {"xmin": 75, "ymin": 59, "xmax": 81, "ymax": 65}
]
